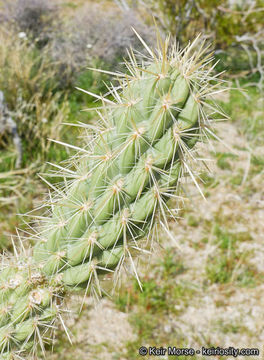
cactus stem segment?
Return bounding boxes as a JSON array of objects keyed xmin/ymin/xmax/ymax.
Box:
[{"xmin": 0, "ymin": 31, "xmax": 228, "ymax": 359}]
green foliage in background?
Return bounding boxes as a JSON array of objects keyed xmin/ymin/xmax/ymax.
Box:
[{"xmin": 144, "ymin": 0, "xmax": 263, "ymax": 46}]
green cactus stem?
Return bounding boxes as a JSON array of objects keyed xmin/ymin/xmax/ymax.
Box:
[{"xmin": 0, "ymin": 31, "xmax": 227, "ymax": 359}]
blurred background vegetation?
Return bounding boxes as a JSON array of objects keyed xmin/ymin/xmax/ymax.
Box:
[{"xmin": 0, "ymin": 0, "xmax": 263, "ymax": 359}]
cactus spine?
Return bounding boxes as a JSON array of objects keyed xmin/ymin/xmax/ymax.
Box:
[{"xmin": 0, "ymin": 32, "xmax": 226, "ymax": 359}]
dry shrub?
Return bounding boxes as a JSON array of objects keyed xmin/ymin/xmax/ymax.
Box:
[
  {"xmin": 0, "ymin": 0, "xmax": 58, "ymax": 44},
  {"xmin": 0, "ymin": 28, "xmax": 69, "ymax": 162},
  {"xmin": 50, "ymin": 2, "xmax": 155, "ymax": 83}
]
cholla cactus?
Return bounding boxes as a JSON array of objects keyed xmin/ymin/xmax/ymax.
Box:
[{"xmin": 0, "ymin": 31, "xmax": 227, "ymax": 359}]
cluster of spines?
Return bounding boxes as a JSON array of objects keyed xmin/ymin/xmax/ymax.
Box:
[
  {"xmin": 0, "ymin": 32, "xmax": 227, "ymax": 358},
  {"xmin": 0, "ymin": 253, "xmax": 65, "ymax": 359}
]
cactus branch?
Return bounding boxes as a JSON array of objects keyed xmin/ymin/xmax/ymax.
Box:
[{"xmin": 0, "ymin": 31, "xmax": 228, "ymax": 359}]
